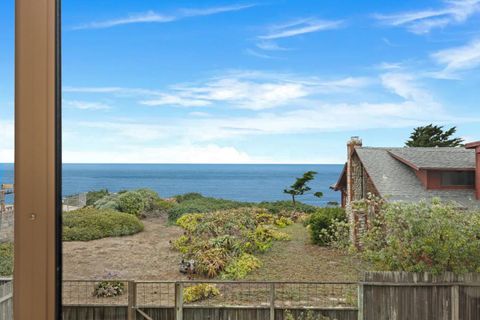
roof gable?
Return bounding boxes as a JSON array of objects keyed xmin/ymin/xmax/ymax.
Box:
[{"xmin": 388, "ymin": 148, "xmax": 475, "ymax": 170}]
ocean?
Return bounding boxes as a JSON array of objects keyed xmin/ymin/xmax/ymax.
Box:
[{"xmin": 1, "ymin": 163, "xmax": 343, "ymax": 206}]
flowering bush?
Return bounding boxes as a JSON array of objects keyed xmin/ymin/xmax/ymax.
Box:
[
  {"xmin": 305, "ymin": 207, "xmax": 347, "ymax": 246},
  {"xmin": 361, "ymin": 199, "xmax": 480, "ymax": 274}
]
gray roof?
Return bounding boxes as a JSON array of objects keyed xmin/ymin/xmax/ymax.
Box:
[
  {"xmin": 388, "ymin": 147, "xmax": 475, "ymax": 170},
  {"xmin": 355, "ymin": 147, "xmax": 479, "ymax": 209}
]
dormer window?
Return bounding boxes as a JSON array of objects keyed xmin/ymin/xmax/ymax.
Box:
[{"xmin": 441, "ymin": 171, "xmax": 475, "ymax": 187}]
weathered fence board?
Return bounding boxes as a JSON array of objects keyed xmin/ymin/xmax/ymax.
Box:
[
  {"xmin": 0, "ymin": 281, "xmax": 12, "ymax": 320},
  {"xmin": 361, "ymin": 272, "xmax": 480, "ymax": 320},
  {"xmin": 63, "ymin": 306, "xmax": 128, "ymax": 320}
]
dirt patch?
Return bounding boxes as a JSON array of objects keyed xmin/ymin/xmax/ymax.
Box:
[
  {"xmin": 63, "ymin": 218, "xmax": 365, "ymax": 282},
  {"xmin": 63, "ymin": 216, "xmax": 186, "ymax": 280},
  {"xmin": 246, "ymin": 223, "xmax": 366, "ymax": 281}
]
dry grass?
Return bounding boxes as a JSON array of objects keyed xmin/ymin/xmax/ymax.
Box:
[{"xmin": 245, "ymin": 223, "xmax": 366, "ymax": 282}]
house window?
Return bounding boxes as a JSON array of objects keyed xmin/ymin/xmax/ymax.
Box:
[{"xmin": 441, "ymin": 171, "xmax": 475, "ymax": 186}]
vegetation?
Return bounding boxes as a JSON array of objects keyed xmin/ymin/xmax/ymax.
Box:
[
  {"xmin": 86, "ymin": 189, "xmax": 109, "ymax": 206},
  {"xmin": 361, "ymin": 199, "xmax": 480, "ymax": 274},
  {"xmin": 93, "ymin": 281, "xmax": 125, "ymax": 298},
  {"xmin": 92, "ymin": 188, "xmax": 172, "ymax": 218},
  {"xmin": 183, "ymin": 284, "xmax": 220, "ymax": 303},
  {"xmin": 172, "ymin": 208, "xmax": 291, "ymax": 278},
  {"xmin": 406, "ymin": 124, "xmax": 464, "ymax": 147},
  {"xmin": 63, "ymin": 208, "xmax": 144, "ymax": 241},
  {"xmin": 0, "ymin": 243, "xmax": 13, "ymax": 276},
  {"xmin": 306, "ymin": 207, "xmax": 347, "ymax": 246},
  {"xmin": 168, "ymin": 194, "xmax": 252, "ymax": 222},
  {"xmin": 283, "ymin": 171, "xmax": 323, "ymax": 209},
  {"xmin": 258, "ymin": 200, "xmax": 317, "ymax": 215}
]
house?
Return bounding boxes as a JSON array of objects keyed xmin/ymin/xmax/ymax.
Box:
[{"xmin": 332, "ymin": 137, "xmax": 480, "ymax": 210}]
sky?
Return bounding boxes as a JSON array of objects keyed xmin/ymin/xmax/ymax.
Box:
[{"xmin": 1, "ymin": 0, "xmax": 480, "ymax": 164}]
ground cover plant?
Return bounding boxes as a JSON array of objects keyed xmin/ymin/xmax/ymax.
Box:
[
  {"xmin": 172, "ymin": 208, "xmax": 291, "ymax": 279},
  {"xmin": 361, "ymin": 199, "xmax": 480, "ymax": 274},
  {"xmin": 0, "ymin": 243, "xmax": 13, "ymax": 276},
  {"xmin": 93, "ymin": 281, "xmax": 125, "ymax": 298},
  {"xmin": 63, "ymin": 208, "xmax": 144, "ymax": 241},
  {"xmin": 183, "ymin": 284, "xmax": 220, "ymax": 303}
]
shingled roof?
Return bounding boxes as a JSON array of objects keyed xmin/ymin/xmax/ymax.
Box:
[
  {"xmin": 355, "ymin": 147, "xmax": 479, "ymax": 209},
  {"xmin": 388, "ymin": 147, "xmax": 475, "ymax": 170}
]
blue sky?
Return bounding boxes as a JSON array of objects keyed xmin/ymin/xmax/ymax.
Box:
[{"xmin": 1, "ymin": 0, "xmax": 480, "ymax": 163}]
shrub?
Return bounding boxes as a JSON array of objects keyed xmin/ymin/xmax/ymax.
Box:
[
  {"xmin": 194, "ymin": 247, "xmax": 229, "ymax": 278},
  {"xmin": 361, "ymin": 200, "xmax": 480, "ymax": 274},
  {"xmin": 63, "ymin": 208, "xmax": 144, "ymax": 241},
  {"xmin": 176, "ymin": 213, "xmax": 203, "ymax": 233},
  {"xmin": 251, "ymin": 225, "xmax": 290, "ymax": 252},
  {"xmin": 174, "ymin": 192, "xmax": 204, "ymax": 203},
  {"xmin": 222, "ymin": 253, "xmax": 262, "ymax": 280},
  {"xmin": 93, "ymin": 281, "xmax": 125, "ymax": 298},
  {"xmin": 306, "ymin": 207, "xmax": 346, "ymax": 246},
  {"xmin": 0, "ymin": 243, "xmax": 13, "ymax": 276},
  {"xmin": 117, "ymin": 191, "xmax": 146, "ymax": 216},
  {"xmin": 183, "ymin": 284, "xmax": 220, "ymax": 303},
  {"xmin": 86, "ymin": 189, "xmax": 109, "ymax": 206},
  {"xmin": 94, "ymin": 194, "xmax": 120, "ymax": 211},
  {"xmin": 258, "ymin": 201, "xmax": 317, "ymax": 215},
  {"xmin": 167, "ymin": 194, "xmax": 251, "ymax": 222}
]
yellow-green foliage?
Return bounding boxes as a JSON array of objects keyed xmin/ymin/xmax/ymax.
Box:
[
  {"xmin": 183, "ymin": 284, "xmax": 220, "ymax": 303},
  {"xmin": 222, "ymin": 253, "xmax": 262, "ymax": 280},
  {"xmin": 0, "ymin": 243, "xmax": 13, "ymax": 276},
  {"xmin": 176, "ymin": 213, "xmax": 203, "ymax": 233},
  {"xmin": 252, "ymin": 225, "xmax": 291, "ymax": 252},
  {"xmin": 172, "ymin": 208, "xmax": 291, "ymax": 278},
  {"xmin": 275, "ymin": 216, "xmax": 294, "ymax": 228}
]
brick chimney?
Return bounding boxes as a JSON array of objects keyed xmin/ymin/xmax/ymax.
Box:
[
  {"xmin": 346, "ymin": 136, "xmax": 363, "ymax": 204},
  {"xmin": 466, "ymin": 141, "xmax": 480, "ymax": 200}
]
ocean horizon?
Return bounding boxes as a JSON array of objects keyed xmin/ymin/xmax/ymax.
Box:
[{"xmin": 1, "ymin": 163, "xmax": 343, "ymax": 206}]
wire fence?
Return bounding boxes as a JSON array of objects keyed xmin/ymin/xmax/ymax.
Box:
[{"xmin": 62, "ymin": 280, "xmax": 358, "ymax": 309}]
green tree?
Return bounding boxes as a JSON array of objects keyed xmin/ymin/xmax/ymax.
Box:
[
  {"xmin": 406, "ymin": 124, "xmax": 464, "ymax": 147},
  {"xmin": 283, "ymin": 171, "xmax": 323, "ymax": 209}
]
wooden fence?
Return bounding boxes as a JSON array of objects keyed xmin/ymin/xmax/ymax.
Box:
[
  {"xmin": 0, "ymin": 280, "xmax": 12, "ymax": 320},
  {"xmin": 3, "ymin": 273, "xmax": 480, "ymax": 319},
  {"xmin": 359, "ymin": 272, "xmax": 480, "ymax": 320}
]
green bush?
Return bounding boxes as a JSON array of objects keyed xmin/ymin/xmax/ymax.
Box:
[
  {"xmin": 94, "ymin": 194, "xmax": 120, "ymax": 211},
  {"xmin": 174, "ymin": 192, "xmax": 204, "ymax": 203},
  {"xmin": 86, "ymin": 189, "xmax": 109, "ymax": 206},
  {"xmin": 306, "ymin": 207, "xmax": 346, "ymax": 246},
  {"xmin": 117, "ymin": 191, "xmax": 146, "ymax": 216},
  {"xmin": 63, "ymin": 208, "xmax": 144, "ymax": 241},
  {"xmin": 168, "ymin": 194, "xmax": 251, "ymax": 222},
  {"xmin": 361, "ymin": 200, "xmax": 480, "ymax": 274},
  {"xmin": 0, "ymin": 243, "xmax": 13, "ymax": 276},
  {"xmin": 258, "ymin": 201, "xmax": 317, "ymax": 215}
]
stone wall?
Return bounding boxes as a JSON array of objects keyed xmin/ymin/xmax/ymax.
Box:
[{"xmin": 0, "ymin": 207, "xmax": 14, "ymax": 243}]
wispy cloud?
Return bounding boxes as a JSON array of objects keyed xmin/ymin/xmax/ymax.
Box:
[
  {"xmin": 64, "ymin": 100, "xmax": 112, "ymax": 110},
  {"xmin": 258, "ymin": 18, "xmax": 344, "ymax": 40},
  {"xmin": 431, "ymin": 39, "xmax": 480, "ymax": 77},
  {"xmin": 137, "ymin": 71, "xmax": 370, "ymax": 110},
  {"xmin": 73, "ymin": 4, "xmax": 256, "ymax": 30},
  {"xmin": 244, "ymin": 48, "xmax": 275, "ymax": 59},
  {"xmin": 374, "ymin": 0, "xmax": 480, "ymax": 34},
  {"xmin": 255, "ymin": 41, "xmax": 289, "ymax": 51},
  {"xmin": 381, "ymin": 73, "xmax": 432, "ymax": 101}
]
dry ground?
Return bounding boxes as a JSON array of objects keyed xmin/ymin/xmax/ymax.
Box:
[{"xmin": 63, "ymin": 217, "xmax": 365, "ymax": 281}]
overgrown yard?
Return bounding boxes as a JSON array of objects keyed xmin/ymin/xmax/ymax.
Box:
[
  {"xmin": 246, "ymin": 223, "xmax": 366, "ymax": 282},
  {"xmin": 62, "ymin": 216, "xmax": 364, "ymax": 281}
]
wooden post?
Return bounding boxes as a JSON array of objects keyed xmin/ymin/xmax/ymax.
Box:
[
  {"xmin": 451, "ymin": 285, "xmax": 459, "ymax": 320},
  {"xmin": 175, "ymin": 283, "xmax": 184, "ymax": 320},
  {"xmin": 357, "ymin": 283, "xmax": 364, "ymax": 320},
  {"xmin": 128, "ymin": 281, "xmax": 137, "ymax": 320},
  {"xmin": 270, "ymin": 283, "xmax": 275, "ymax": 320}
]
